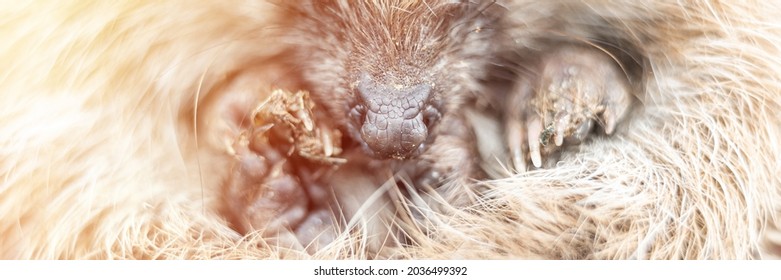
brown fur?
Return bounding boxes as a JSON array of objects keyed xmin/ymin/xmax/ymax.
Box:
[{"xmin": 1, "ymin": 0, "xmax": 780, "ymax": 259}]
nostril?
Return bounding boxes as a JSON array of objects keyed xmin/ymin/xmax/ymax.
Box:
[
  {"xmin": 350, "ymin": 105, "xmax": 366, "ymax": 122},
  {"xmin": 422, "ymin": 105, "xmax": 440, "ymax": 127}
]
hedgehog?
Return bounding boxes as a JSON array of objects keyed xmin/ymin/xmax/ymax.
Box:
[{"xmin": 0, "ymin": 0, "xmax": 779, "ymax": 259}]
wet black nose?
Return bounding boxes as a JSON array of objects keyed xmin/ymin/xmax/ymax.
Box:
[{"xmin": 356, "ymin": 73, "xmax": 432, "ymax": 159}]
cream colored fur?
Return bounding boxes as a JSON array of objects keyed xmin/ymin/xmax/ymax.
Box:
[{"xmin": 1, "ymin": 0, "xmax": 780, "ymax": 259}]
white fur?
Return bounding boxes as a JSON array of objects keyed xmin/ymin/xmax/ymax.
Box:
[{"xmin": 1, "ymin": 0, "xmax": 780, "ymax": 259}]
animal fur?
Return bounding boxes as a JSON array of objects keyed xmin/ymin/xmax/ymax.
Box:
[{"xmin": 1, "ymin": 0, "xmax": 780, "ymax": 259}]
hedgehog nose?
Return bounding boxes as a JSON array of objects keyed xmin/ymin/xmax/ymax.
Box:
[{"xmin": 355, "ymin": 73, "xmax": 432, "ymax": 159}]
